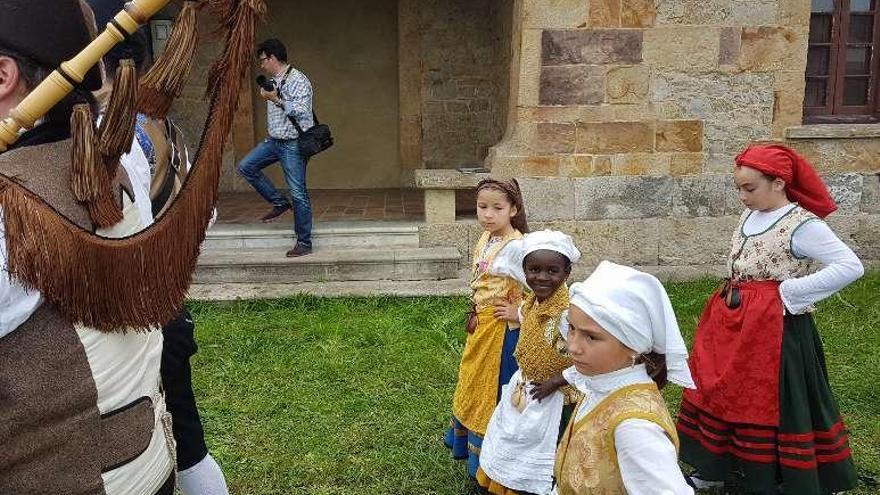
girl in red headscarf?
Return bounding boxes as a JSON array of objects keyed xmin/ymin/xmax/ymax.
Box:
[{"xmin": 676, "ymin": 144, "xmax": 864, "ymax": 494}]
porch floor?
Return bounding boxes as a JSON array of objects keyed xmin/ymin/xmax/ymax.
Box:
[{"xmin": 215, "ymin": 189, "xmax": 425, "ymax": 224}]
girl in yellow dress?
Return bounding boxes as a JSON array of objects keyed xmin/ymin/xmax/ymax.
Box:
[{"xmin": 445, "ymin": 178, "xmax": 529, "ymax": 480}]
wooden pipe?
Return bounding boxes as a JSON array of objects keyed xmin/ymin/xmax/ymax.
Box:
[{"xmin": 0, "ymin": 0, "xmax": 171, "ymax": 152}]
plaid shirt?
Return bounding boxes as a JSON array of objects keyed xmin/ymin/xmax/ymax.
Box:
[{"xmin": 267, "ymin": 65, "xmax": 314, "ymax": 140}]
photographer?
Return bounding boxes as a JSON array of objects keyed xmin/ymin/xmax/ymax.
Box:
[{"xmin": 238, "ymin": 38, "xmax": 315, "ymax": 257}]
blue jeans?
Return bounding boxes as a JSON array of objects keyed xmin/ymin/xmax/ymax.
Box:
[{"xmin": 238, "ymin": 137, "xmax": 312, "ymax": 248}]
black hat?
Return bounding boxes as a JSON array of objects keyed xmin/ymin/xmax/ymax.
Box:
[
  {"xmin": 0, "ymin": 0, "xmax": 103, "ymax": 90},
  {"xmin": 86, "ymin": 0, "xmax": 149, "ymax": 75}
]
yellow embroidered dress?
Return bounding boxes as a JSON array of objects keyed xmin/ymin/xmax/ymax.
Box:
[{"xmin": 445, "ymin": 229, "xmax": 523, "ymax": 478}]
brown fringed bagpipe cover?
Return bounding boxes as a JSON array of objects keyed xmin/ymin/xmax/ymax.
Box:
[{"xmin": 0, "ymin": 0, "xmax": 267, "ymax": 332}]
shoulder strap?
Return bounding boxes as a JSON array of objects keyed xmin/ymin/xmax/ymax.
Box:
[{"xmin": 277, "ymin": 66, "xmax": 318, "ymax": 133}]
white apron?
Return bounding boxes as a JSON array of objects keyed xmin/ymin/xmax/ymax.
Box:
[{"xmin": 480, "ymin": 369, "xmax": 565, "ymax": 495}]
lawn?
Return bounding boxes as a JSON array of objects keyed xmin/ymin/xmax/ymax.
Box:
[{"xmin": 189, "ymin": 273, "xmax": 880, "ymax": 495}]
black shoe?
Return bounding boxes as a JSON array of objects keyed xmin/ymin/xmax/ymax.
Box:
[
  {"xmin": 260, "ymin": 204, "xmax": 291, "ymax": 222},
  {"xmin": 286, "ymin": 244, "xmax": 312, "ymax": 257},
  {"xmin": 687, "ymin": 471, "xmax": 724, "ymax": 491}
]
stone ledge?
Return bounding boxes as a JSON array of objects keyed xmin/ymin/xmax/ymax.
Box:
[
  {"xmin": 188, "ymin": 278, "xmax": 471, "ymax": 300},
  {"xmin": 413, "ymin": 169, "xmax": 490, "ymax": 189},
  {"xmin": 785, "ymin": 124, "xmax": 880, "ymax": 140}
]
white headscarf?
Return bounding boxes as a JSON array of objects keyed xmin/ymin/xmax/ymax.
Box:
[
  {"xmin": 490, "ymin": 230, "xmax": 581, "ymax": 286},
  {"xmin": 566, "ymin": 261, "xmax": 695, "ymax": 388}
]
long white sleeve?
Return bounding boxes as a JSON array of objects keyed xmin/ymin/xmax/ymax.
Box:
[
  {"xmin": 779, "ymin": 220, "xmax": 864, "ymax": 314},
  {"xmin": 0, "ymin": 208, "xmax": 43, "ymax": 339},
  {"xmin": 615, "ymin": 419, "xmax": 694, "ymax": 495}
]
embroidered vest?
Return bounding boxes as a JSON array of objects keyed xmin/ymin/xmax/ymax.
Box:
[
  {"xmin": 554, "ymin": 384, "xmax": 678, "ymax": 495},
  {"xmin": 728, "ymin": 206, "xmax": 817, "ymax": 282},
  {"xmin": 515, "ymin": 287, "xmax": 580, "ymax": 404},
  {"xmin": 470, "ymin": 230, "xmax": 523, "ymax": 311}
]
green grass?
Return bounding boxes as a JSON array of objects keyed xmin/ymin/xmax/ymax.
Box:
[{"xmin": 189, "ymin": 273, "xmax": 880, "ymax": 494}]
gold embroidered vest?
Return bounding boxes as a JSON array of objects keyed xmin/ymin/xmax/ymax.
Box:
[
  {"xmin": 554, "ymin": 384, "xmax": 678, "ymax": 495},
  {"xmin": 515, "ymin": 286, "xmax": 580, "ymax": 404},
  {"xmin": 470, "ymin": 230, "xmax": 524, "ymax": 311}
]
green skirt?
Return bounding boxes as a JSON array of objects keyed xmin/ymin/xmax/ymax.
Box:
[{"xmin": 677, "ymin": 313, "xmax": 858, "ymax": 494}]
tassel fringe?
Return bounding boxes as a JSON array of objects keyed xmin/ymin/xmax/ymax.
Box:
[
  {"xmin": 138, "ymin": 1, "xmax": 201, "ymax": 119},
  {"xmin": 0, "ymin": 0, "xmax": 265, "ymax": 331},
  {"xmin": 70, "ymin": 104, "xmax": 124, "ymax": 227},
  {"xmin": 99, "ymin": 59, "xmax": 138, "ymax": 161}
]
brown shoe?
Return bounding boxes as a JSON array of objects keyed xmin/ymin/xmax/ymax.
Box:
[
  {"xmin": 286, "ymin": 244, "xmax": 312, "ymax": 257},
  {"xmin": 261, "ymin": 204, "xmax": 291, "ymax": 222}
]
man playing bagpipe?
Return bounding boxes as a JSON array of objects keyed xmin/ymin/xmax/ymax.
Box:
[{"xmin": 0, "ymin": 0, "xmax": 264, "ymax": 492}]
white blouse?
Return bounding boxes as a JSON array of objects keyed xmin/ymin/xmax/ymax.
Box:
[
  {"xmin": 742, "ymin": 204, "xmax": 864, "ymax": 314},
  {"xmin": 563, "ymin": 365, "xmax": 694, "ymax": 495}
]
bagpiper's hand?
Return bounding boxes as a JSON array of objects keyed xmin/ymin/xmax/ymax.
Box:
[
  {"xmin": 529, "ymin": 374, "xmax": 567, "ymax": 402},
  {"xmin": 493, "ymin": 301, "xmax": 519, "ymax": 324}
]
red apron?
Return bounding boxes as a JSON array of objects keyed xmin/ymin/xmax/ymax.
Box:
[{"xmin": 682, "ymin": 280, "xmax": 784, "ymax": 426}]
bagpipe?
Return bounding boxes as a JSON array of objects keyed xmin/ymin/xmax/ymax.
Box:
[
  {"xmin": 0, "ymin": 0, "xmax": 266, "ymax": 331},
  {"xmin": 1, "ymin": 0, "xmax": 170, "ymax": 152}
]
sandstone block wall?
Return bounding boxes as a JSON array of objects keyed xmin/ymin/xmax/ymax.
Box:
[
  {"xmin": 417, "ymin": 0, "xmax": 514, "ymax": 170},
  {"xmin": 467, "ymin": 0, "xmax": 880, "ymax": 276},
  {"xmin": 490, "ymin": 0, "xmax": 822, "ymax": 176},
  {"xmin": 420, "ymin": 172, "xmax": 880, "ymax": 279}
]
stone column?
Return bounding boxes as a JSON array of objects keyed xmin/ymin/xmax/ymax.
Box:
[{"xmin": 398, "ymin": 0, "xmax": 424, "ymax": 186}]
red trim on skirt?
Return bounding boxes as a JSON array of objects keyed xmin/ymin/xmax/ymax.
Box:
[{"xmin": 678, "ymin": 398, "xmax": 853, "ymax": 469}]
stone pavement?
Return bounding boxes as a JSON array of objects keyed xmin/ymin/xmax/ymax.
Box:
[{"xmin": 216, "ymin": 189, "xmax": 425, "ymax": 224}]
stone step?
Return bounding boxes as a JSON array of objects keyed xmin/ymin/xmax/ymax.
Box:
[
  {"xmin": 195, "ymin": 247, "xmax": 462, "ymax": 284},
  {"xmin": 203, "ymin": 221, "xmax": 420, "ymax": 250},
  {"xmin": 189, "ymin": 278, "xmax": 471, "ymax": 300}
]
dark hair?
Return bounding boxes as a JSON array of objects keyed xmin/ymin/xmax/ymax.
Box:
[
  {"xmin": 0, "ymin": 47, "xmax": 96, "ymax": 124},
  {"xmin": 640, "ymin": 352, "xmax": 668, "ymax": 389},
  {"xmin": 257, "ymin": 38, "xmax": 288, "ymax": 62},
  {"xmin": 0, "ymin": 49, "xmax": 50, "ymax": 92},
  {"xmin": 476, "ymin": 178, "xmax": 530, "ymax": 233}
]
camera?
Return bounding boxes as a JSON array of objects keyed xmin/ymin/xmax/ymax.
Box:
[{"xmin": 256, "ymin": 75, "xmax": 275, "ymax": 92}]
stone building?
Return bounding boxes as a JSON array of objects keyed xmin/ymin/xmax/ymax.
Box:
[{"xmin": 167, "ymin": 0, "xmax": 879, "ymax": 286}]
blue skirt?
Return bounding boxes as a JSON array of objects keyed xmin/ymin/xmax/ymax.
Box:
[{"xmin": 445, "ymin": 326, "xmax": 520, "ymax": 478}]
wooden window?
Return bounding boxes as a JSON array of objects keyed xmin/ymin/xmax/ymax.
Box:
[{"xmin": 804, "ymin": 0, "xmax": 880, "ymax": 123}]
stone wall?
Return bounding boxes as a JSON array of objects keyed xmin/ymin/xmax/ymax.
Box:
[
  {"xmin": 421, "ymin": 0, "xmax": 880, "ymax": 276},
  {"xmin": 252, "ymin": 0, "xmax": 402, "ymax": 189},
  {"xmin": 488, "ymin": 0, "xmax": 815, "ymax": 176},
  {"xmin": 417, "ymin": 0, "xmax": 513, "ymax": 170},
  {"xmin": 421, "ymin": 171, "xmax": 880, "ymax": 279}
]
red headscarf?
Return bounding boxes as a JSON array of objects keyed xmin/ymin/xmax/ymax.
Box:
[{"xmin": 734, "ymin": 144, "xmax": 837, "ymax": 218}]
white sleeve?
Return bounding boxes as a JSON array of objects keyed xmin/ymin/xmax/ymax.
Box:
[
  {"xmin": 615, "ymin": 419, "xmax": 694, "ymax": 495},
  {"xmin": 0, "ymin": 208, "xmax": 43, "ymax": 339},
  {"xmin": 488, "ymin": 239, "xmax": 526, "ymax": 287},
  {"xmin": 780, "ymin": 220, "xmax": 864, "ymax": 314}
]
